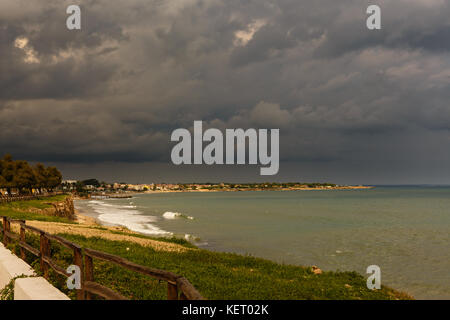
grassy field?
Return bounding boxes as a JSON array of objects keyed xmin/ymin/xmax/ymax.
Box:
[
  {"xmin": 0, "ymin": 195, "xmax": 74, "ymax": 223},
  {"xmin": 1, "ymin": 197, "xmax": 413, "ymax": 300}
]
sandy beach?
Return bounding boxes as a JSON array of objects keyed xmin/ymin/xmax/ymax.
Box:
[{"xmin": 10, "ymin": 210, "xmax": 189, "ymax": 253}]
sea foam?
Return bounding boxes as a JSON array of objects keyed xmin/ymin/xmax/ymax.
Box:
[
  {"xmin": 87, "ymin": 200, "xmax": 171, "ymax": 236},
  {"xmin": 163, "ymin": 211, "xmax": 194, "ymax": 220}
]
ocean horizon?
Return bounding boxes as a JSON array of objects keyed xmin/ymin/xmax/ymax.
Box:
[{"xmin": 75, "ymin": 186, "xmax": 450, "ymax": 300}]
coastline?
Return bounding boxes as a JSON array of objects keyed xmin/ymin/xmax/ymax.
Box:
[
  {"xmin": 1, "ymin": 195, "xmax": 414, "ymax": 300},
  {"xmin": 77, "ymin": 185, "xmax": 374, "ymax": 199},
  {"xmin": 142, "ymin": 185, "xmax": 375, "ymax": 193},
  {"xmin": 9, "ymin": 208, "xmax": 189, "ymax": 253}
]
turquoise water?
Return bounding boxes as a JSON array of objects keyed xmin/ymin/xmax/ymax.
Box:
[{"xmin": 75, "ymin": 187, "xmax": 450, "ymax": 299}]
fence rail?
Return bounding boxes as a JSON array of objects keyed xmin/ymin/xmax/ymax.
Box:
[{"xmin": 0, "ymin": 216, "xmax": 204, "ymax": 300}]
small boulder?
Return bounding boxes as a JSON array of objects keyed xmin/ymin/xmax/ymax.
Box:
[{"xmin": 311, "ymin": 266, "xmax": 322, "ymax": 275}]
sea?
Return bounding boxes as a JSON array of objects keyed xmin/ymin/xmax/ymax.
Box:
[{"xmin": 74, "ymin": 186, "xmax": 450, "ymax": 299}]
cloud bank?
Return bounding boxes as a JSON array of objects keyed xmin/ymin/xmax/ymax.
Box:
[{"xmin": 1, "ymin": 0, "xmax": 450, "ymax": 183}]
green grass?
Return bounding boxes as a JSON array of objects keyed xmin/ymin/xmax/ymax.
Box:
[
  {"xmin": 2, "ymin": 195, "xmax": 68, "ymax": 210},
  {"xmin": 0, "ymin": 195, "xmax": 74, "ymax": 223},
  {"xmin": 1, "ymin": 196, "xmax": 412, "ymax": 300},
  {"xmin": 5, "ymin": 232, "xmax": 412, "ymax": 300}
]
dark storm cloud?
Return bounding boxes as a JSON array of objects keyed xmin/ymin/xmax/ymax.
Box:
[{"xmin": 1, "ymin": 0, "xmax": 450, "ymax": 182}]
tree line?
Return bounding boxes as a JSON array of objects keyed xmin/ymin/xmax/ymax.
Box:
[{"xmin": 0, "ymin": 154, "xmax": 62, "ymax": 195}]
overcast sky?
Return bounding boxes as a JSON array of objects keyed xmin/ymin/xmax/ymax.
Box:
[{"xmin": 1, "ymin": 0, "xmax": 450, "ymax": 184}]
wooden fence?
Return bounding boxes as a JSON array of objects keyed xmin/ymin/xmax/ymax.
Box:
[{"xmin": 0, "ymin": 216, "xmax": 204, "ymax": 300}]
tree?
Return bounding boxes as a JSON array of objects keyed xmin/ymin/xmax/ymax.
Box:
[
  {"xmin": 45, "ymin": 167, "xmax": 62, "ymax": 191},
  {"xmin": 33, "ymin": 163, "xmax": 47, "ymax": 192},
  {"xmin": 13, "ymin": 160, "xmax": 36, "ymax": 194},
  {"xmin": 0, "ymin": 164, "xmax": 6, "ymax": 191},
  {"xmin": 0, "ymin": 158, "xmax": 5, "ymax": 188},
  {"xmin": 0, "ymin": 154, "xmax": 63, "ymax": 194},
  {"xmin": 81, "ymin": 179, "xmax": 100, "ymax": 187},
  {"xmin": 1, "ymin": 154, "xmax": 16, "ymax": 194},
  {"xmin": 75, "ymin": 181, "xmax": 86, "ymax": 193}
]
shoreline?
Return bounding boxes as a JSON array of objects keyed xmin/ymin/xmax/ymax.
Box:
[
  {"xmin": 73, "ymin": 203, "xmax": 193, "ymax": 243},
  {"xmin": 144, "ymin": 185, "xmax": 374, "ymax": 193},
  {"xmin": 10, "ymin": 208, "xmax": 190, "ymax": 253},
  {"xmin": 78, "ymin": 185, "xmax": 374, "ymax": 199},
  {"xmin": 73, "ymin": 186, "xmax": 376, "ymax": 243}
]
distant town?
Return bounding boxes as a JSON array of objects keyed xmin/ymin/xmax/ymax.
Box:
[
  {"xmin": 0, "ymin": 154, "xmax": 371, "ymax": 197},
  {"xmin": 62, "ymin": 179, "xmax": 372, "ymax": 196}
]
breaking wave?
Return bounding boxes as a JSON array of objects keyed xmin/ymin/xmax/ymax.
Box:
[
  {"xmin": 162, "ymin": 211, "xmax": 194, "ymax": 220},
  {"xmin": 87, "ymin": 200, "xmax": 172, "ymax": 236}
]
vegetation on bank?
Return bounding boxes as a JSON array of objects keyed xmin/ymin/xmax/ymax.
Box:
[
  {"xmin": 1, "ymin": 197, "xmax": 412, "ymax": 300},
  {"xmin": 0, "ymin": 195, "xmax": 74, "ymax": 223}
]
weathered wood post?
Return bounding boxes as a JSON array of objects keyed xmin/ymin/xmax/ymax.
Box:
[
  {"xmin": 84, "ymin": 255, "xmax": 94, "ymax": 300},
  {"xmin": 73, "ymin": 245, "xmax": 84, "ymax": 300},
  {"xmin": 168, "ymin": 282, "xmax": 179, "ymax": 300},
  {"xmin": 3, "ymin": 217, "xmax": 10, "ymax": 246},
  {"xmin": 20, "ymin": 222, "xmax": 26, "ymax": 260},
  {"xmin": 40, "ymin": 232, "xmax": 49, "ymax": 278},
  {"xmin": 1, "ymin": 216, "xmax": 6, "ymax": 245}
]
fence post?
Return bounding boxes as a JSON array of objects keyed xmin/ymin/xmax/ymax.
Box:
[
  {"xmin": 3, "ymin": 217, "xmax": 10, "ymax": 246},
  {"xmin": 73, "ymin": 246, "xmax": 84, "ymax": 300},
  {"xmin": 84, "ymin": 255, "xmax": 94, "ymax": 300},
  {"xmin": 168, "ymin": 282, "xmax": 179, "ymax": 300},
  {"xmin": 20, "ymin": 222, "xmax": 26, "ymax": 260},
  {"xmin": 2, "ymin": 216, "xmax": 6, "ymax": 245},
  {"xmin": 40, "ymin": 232, "xmax": 49, "ymax": 278}
]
